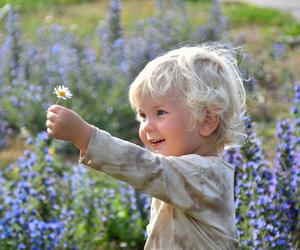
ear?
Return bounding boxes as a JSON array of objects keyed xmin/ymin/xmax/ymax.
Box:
[{"xmin": 198, "ymin": 108, "xmax": 220, "ymax": 137}]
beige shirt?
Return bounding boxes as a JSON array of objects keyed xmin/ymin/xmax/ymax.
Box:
[{"xmin": 80, "ymin": 126, "xmax": 239, "ymax": 250}]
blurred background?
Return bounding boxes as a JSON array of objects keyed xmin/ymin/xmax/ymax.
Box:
[{"xmin": 0, "ymin": 0, "xmax": 299, "ymax": 249}]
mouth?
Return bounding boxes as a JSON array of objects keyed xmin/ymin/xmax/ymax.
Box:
[{"xmin": 149, "ymin": 139, "xmax": 165, "ymax": 146}]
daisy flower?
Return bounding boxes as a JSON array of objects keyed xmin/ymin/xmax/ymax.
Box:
[{"xmin": 53, "ymin": 85, "xmax": 72, "ymax": 104}]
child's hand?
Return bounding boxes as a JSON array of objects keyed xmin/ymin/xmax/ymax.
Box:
[{"xmin": 46, "ymin": 105, "xmax": 92, "ymax": 153}]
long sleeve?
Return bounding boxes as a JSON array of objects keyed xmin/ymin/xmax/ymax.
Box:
[{"xmin": 79, "ymin": 127, "xmax": 238, "ymax": 237}]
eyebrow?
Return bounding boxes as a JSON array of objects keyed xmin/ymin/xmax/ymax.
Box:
[{"xmin": 137, "ymin": 104, "xmax": 167, "ymax": 113}]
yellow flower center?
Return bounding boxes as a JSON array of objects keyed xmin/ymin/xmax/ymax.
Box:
[{"xmin": 59, "ymin": 91, "xmax": 66, "ymax": 97}]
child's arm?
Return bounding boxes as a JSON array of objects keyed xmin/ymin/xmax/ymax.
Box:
[
  {"xmin": 46, "ymin": 105, "xmax": 234, "ymax": 224},
  {"xmin": 80, "ymin": 126, "xmax": 234, "ymax": 215},
  {"xmin": 46, "ymin": 105, "xmax": 92, "ymax": 155}
]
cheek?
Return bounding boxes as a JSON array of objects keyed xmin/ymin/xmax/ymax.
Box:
[
  {"xmin": 163, "ymin": 121, "xmax": 185, "ymax": 134},
  {"xmin": 139, "ymin": 124, "xmax": 147, "ymax": 144}
]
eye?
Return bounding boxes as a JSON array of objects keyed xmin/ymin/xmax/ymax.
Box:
[
  {"xmin": 137, "ymin": 112, "xmax": 146, "ymax": 121},
  {"xmin": 157, "ymin": 110, "xmax": 167, "ymax": 116}
]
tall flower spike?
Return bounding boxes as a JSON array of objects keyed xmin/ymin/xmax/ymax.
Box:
[{"xmin": 53, "ymin": 85, "xmax": 72, "ymax": 104}]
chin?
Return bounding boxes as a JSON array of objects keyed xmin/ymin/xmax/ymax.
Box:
[{"xmin": 159, "ymin": 152, "xmax": 176, "ymax": 157}]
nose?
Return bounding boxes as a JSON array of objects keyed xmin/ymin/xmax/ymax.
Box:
[{"xmin": 142, "ymin": 117, "xmax": 154, "ymax": 132}]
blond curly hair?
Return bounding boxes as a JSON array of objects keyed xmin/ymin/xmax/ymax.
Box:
[{"xmin": 129, "ymin": 44, "xmax": 246, "ymax": 152}]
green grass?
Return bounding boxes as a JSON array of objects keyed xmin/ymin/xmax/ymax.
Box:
[
  {"xmin": 1, "ymin": 0, "xmax": 299, "ymax": 41},
  {"xmin": 0, "ymin": 0, "xmax": 167, "ymax": 40},
  {"xmin": 224, "ymin": 2, "xmax": 299, "ymax": 29},
  {"xmin": 0, "ymin": 0, "xmax": 98, "ymax": 12},
  {"xmin": 223, "ymin": 2, "xmax": 300, "ymax": 38}
]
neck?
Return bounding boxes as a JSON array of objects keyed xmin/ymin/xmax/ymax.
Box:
[{"xmin": 194, "ymin": 137, "xmax": 218, "ymax": 157}]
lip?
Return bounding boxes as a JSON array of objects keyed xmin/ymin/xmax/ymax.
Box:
[{"xmin": 149, "ymin": 139, "xmax": 165, "ymax": 148}]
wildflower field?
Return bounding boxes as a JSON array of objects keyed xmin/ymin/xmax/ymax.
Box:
[{"xmin": 0, "ymin": 0, "xmax": 300, "ymax": 249}]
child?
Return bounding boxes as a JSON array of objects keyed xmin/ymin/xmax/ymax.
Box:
[{"xmin": 46, "ymin": 44, "xmax": 246, "ymax": 249}]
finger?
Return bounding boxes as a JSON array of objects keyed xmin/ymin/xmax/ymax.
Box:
[
  {"xmin": 47, "ymin": 127, "xmax": 54, "ymax": 137},
  {"xmin": 47, "ymin": 104, "xmax": 63, "ymax": 113},
  {"xmin": 46, "ymin": 120, "xmax": 53, "ymax": 130},
  {"xmin": 47, "ymin": 105, "xmax": 56, "ymax": 113},
  {"xmin": 46, "ymin": 111, "xmax": 58, "ymax": 121}
]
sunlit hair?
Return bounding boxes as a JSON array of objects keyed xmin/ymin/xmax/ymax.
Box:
[{"xmin": 129, "ymin": 44, "xmax": 247, "ymax": 152}]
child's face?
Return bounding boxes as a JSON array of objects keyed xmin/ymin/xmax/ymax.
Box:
[{"xmin": 136, "ymin": 91, "xmax": 204, "ymax": 157}]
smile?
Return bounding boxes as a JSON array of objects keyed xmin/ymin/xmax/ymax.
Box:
[{"xmin": 150, "ymin": 139, "xmax": 165, "ymax": 145}]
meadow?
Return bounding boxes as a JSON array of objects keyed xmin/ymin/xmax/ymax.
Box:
[{"xmin": 0, "ymin": 0, "xmax": 299, "ymax": 249}]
